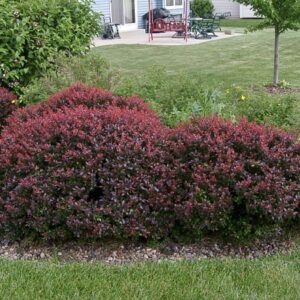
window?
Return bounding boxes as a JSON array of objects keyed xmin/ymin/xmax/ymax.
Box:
[{"xmin": 165, "ymin": 0, "xmax": 183, "ymax": 7}]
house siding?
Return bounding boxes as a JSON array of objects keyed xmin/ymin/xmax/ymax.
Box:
[
  {"xmin": 94, "ymin": 0, "xmax": 258, "ymax": 31},
  {"xmin": 94, "ymin": 0, "xmax": 188, "ymax": 29},
  {"xmin": 168, "ymin": 8, "xmax": 184, "ymax": 16},
  {"xmin": 138, "ymin": 0, "xmax": 151, "ymax": 29},
  {"xmin": 138, "ymin": 0, "xmax": 166, "ymax": 28},
  {"xmin": 212, "ymin": 0, "xmax": 240, "ymax": 18},
  {"xmin": 92, "ymin": 1, "xmax": 110, "ymax": 18},
  {"xmin": 94, "ymin": 0, "xmax": 160, "ymax": 29},
  {"xmin": 162, "ymin": 0, "xmax": 188, "ymax": 17}
]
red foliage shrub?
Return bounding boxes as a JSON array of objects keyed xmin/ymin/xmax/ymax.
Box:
[
  {"xmin": 168, "ymin": 117, "xmax": 300, "ymax": 238},
  {"xmin": 12, "ymin": 82, "xmax": 157, "ymax": 121},
  {"xmin": 1, "ymin": 82, "xmax": 299, "ymax": 241},
  {"xmin": 0, "ymin": 87, "xmax": 17, "ymax": 129},
  {"xmin": 0, "ymin": 105, "xmax": 170, "ymax": 240}
]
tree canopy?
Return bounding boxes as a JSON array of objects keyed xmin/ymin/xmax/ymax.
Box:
[{"xmin": 235, "ymin": 0, "xmax": 300, "ymax": 84}]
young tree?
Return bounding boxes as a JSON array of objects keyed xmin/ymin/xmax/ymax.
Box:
[{"xmin": 235, "ymin": 0, "xmax": 300, "ymax": 85}]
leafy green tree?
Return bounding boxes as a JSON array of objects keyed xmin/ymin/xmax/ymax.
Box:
[
  {"xmin": 0, "ymin": 0, "xmax": 101, "ymax": 94},
  {"xmin": 235, "ymin": 0, "xmax": 300, "ymax": 85}
]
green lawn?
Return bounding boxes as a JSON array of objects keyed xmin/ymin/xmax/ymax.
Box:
[
  {"xmin": 96, "ymin": 30, "xmax": 300, "ymax": 89},
  {"xmin": 220, "ymin": 18, "xmax": 265, "ymax": 28},
  {"xmin": 0, "ymin": 251, "xmax": 299, "ymax": 300}
]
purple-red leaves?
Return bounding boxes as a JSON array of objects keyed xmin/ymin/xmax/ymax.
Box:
[
  {"xmin": 0, "ymin": 85, "xmax": 299, "ymax": 241},
  {"xmin": 0, "ymin": 105, "xmax": 169, "ymax": 240},
  {"xmin": 168, "ymin": 117, "xmax": 300, "ymax": 237}
]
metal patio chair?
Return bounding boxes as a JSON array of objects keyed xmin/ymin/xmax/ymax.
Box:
[{"xmin": 191, "ymin": 19, "xmax": 216, "ymax": 39}]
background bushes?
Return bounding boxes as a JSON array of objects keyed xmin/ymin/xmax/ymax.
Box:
[
  {"xmin": 20, "ymin": 56, "xmax": 300, "ymax": 131},
  {"xmin": 0, "ymin": 0, "xmax": 101, "ymax": 94},
  {"xmin": 115, "ymin": 68, "xmax": 300, "ymax": 130},
  {"xmin": 221, "ymin": 85, "xmax": 299, "ymax": 131},
  {"xmin": 19, "ymin": 54, "xmax": 116, "ymax": 105}
]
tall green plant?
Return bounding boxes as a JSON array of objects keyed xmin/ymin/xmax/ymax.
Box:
[
  {"xmin": 191, "ymin": 0, "xmax": 214, "ymax": 18},
  {"xmin": 0, "ymin": 0, "xmax": 101, "ymax": 94},
  {"xmin": 20, "ymin": 53, "xmax": 117, "ymax": 105},
  {"xmin": 235, "ymin": 0, "xmax": 300, "ymax": 85}
]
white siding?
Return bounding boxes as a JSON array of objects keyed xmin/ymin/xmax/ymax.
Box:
[
  {"xmin": 92, "ymin": 1, "xmax": 110, "ymax": 18},
  {"xmin": 138, "ymin": 0, "xmax": 151, "ymax": 28},
  {"xmin": 240, "ymin": 5, "xmax": 257, "ymax": 18},
  {"xmin": 93, "ymin": 0, "xmax": 190, "ymax": 29},
  {"xmin": 212, "ymin": 0, "xmax": 240, "ymax": 18},
  {"xmin": 139, "ymin": 0, "xmax": 174, "ymax": 28},
  {"xmin": 161, "ymin": 0, "xmax": 190, "ymax": 18},
  {"xmin": 93, "ymin": 0, "xmax": 159, "ymax": 29}
]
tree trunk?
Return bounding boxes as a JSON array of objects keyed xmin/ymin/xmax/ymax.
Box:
[{"xmin": 273, "ymin": 25, "xmax": 280, "ymax": 85}]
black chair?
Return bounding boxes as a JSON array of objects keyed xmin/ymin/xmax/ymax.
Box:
[
  {"xmin": 212, "ymin": 15, "xmax": 221, "ymax": 32},
  {"xmin": 101, "ymin": 17, "xmax": 120, "ymax": 39}
]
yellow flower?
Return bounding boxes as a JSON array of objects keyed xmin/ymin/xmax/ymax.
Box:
[
  {"xmin": 240, "ymin": 95, "xmax": 246, "ymax": 101},
  {"xmin": 11, "ymin": 99, "xmax": 16, "ymax": 104}
]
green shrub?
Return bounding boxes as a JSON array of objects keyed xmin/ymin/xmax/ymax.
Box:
[
  {"xmin": 22, "ymin": 61, "xmax": 300, "ymax": 131},
  {"xmin": 0, "ymin": 0, "xmax": 101, "ymax": 95},
  {"xmin": 114, "ymin": 66, "xmax": 225, "ymax": 127},
  {"xmin": 22, "ymin": 64, "xmax": 220, "ymax": 126},
  {"xmin": 20, "ymin": 53, "xmax": 117, "ymax": 105},
  {"xmin": 220, "ymin": 85, "xmax": 300, "ymax": 131},
  {"xmin": 115, "ymin": 70, "xmax": 300, "ymax": 131},
  {"xmin": 191, "ymin": 0, "xmax": 214, "ymax": 18}
]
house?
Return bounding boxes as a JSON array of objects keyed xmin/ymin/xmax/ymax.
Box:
[
  {"xmin": 93, "ymin": 0, "xmax": 188, "ymax": 31},
  {"xmin": 93, "ymin": 0, "xmax": 258, "ymax": 31},
  {"xmin": 212, "ymin": 0, "xmax": 258, "ymax": 18}
]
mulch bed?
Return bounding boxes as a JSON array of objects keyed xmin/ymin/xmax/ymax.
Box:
[{"xmin": 1, "ymin": 232, "xmax": 299, "ymax": 264}]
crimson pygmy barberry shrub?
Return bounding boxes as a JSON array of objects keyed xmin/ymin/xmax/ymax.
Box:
[
  {"xmin": 1, "ymin": 82, "xmax": 299, "ymax": 242},
  {"xmin": 0, "ymin": 87, "xmax": 17, "ymax": 131},
  {"xmin": 0, "ymin": 105, "xmax": 170, "ymax": 240},
  {"xmin": 0, "ymin": 87, "xmax": 17, "ymax": 130},
  {"xmin": 169, "ymin": 117, "xmax": 300, "ymax": 238},
  {"xmin": 14, "ymin": 83, "xmax": 157, "ymax": 121}
]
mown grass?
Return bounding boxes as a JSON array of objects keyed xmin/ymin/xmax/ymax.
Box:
[
  {"xmin": 0, "ymin": 251, "xmax": 299, "ymax": 300},
  {"xmin": 96, "ymin": 30, "xmax": 300, "ymax": 89},
  {"xmin": 220, "ymin": 18, "xmax": 265, "ymax": 28},
  {"xmin": 96, "ymin": 28, "xmax": 300, "ymax": 127}
]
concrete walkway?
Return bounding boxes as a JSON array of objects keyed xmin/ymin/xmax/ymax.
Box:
[{"xmin": 94, "ymin": 29, "xmax": 241, "ymax": 47}]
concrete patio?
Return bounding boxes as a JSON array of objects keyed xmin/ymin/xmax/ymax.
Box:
[{"xmin": 93, "ymin": 29, "xmax": 241, "ymax": 47}]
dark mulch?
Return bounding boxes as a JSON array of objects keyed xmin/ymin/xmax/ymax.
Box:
[{"xmin": 0, "ymin": 230, "xmax": 299, "ymax": 264}]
